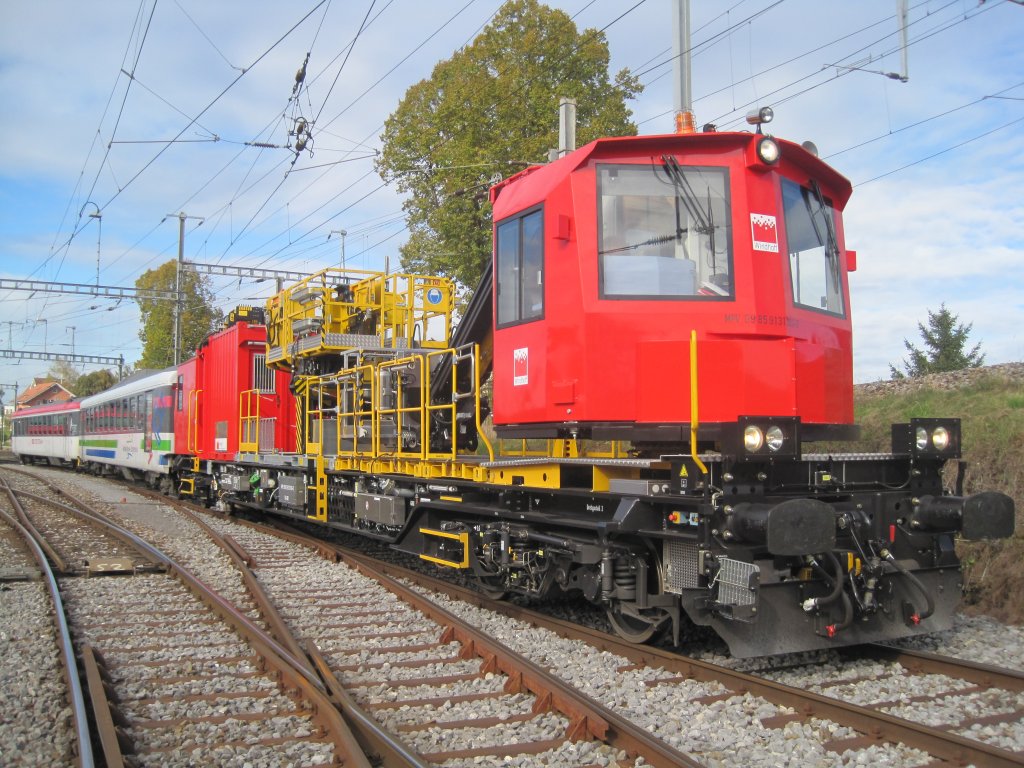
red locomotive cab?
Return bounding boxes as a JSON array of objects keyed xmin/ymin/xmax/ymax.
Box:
[{"xmin": 489, "ymin": 131, "xmax": 856, "ymax": 446}]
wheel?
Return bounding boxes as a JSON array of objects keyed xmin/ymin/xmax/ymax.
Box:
[
  {"xmin": 474, "ymin": 573, "xmax": 508, "ymax": 600},
  {"xmin": 605, "ymin": 544, "xmax": 671, "ymax": 643},
  {"xmin": 606, "ymin": 602, "xmax": 669, "ymax": 643}
]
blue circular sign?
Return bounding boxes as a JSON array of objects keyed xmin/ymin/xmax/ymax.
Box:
[{"xmin": 426, "ymin": 287, "xmax": 443, "ymax": 305}]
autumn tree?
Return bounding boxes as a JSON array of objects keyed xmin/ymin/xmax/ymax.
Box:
[
  {"xmin": 75, "ymin": 368, "xmax": 120, "ymax": 396},
  {"xmin": 376, "ymin": 0, "xmax": 641, "ymax": 289},
  {"xmin": 135, "ymin": 261, "xmax": 223, "ymax": 369},
  {"xmin": 890, "ymin": 304, "xmax": 986, "ymax": 379}
]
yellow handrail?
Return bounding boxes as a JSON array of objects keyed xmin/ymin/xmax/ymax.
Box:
[
  {"xmin": 188, "ymin": 389, "xmax": 203, "ymax": 454},
  {"xmin": 239, "ymin": 389, "xmax": 260, "ymax": 452},
  {"xmin": 690, "ymin": 331, "xmax": 708, "ymax": 476}
]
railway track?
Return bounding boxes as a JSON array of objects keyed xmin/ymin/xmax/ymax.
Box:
[
  {"xmin": 9, "ymin": 465, "xmax": 1024, "ymax": 766},
  {"xmin": 0, "ymin": 476, "xmax": 90, "ymax": 768},
  {"xmin": 7, "ymin": 465, "xmax": 694, "ymax": 767},
  {"xmin": 208, "ymin": 505, "xmax": 1024, "ymax": 767},
  {"xmin": 316, "ymin": 545, "xmax": 1024, "ymax": 766},
  {"xmin": 0, "ymin": 468, "xmax": 368, "ymax": 768}
]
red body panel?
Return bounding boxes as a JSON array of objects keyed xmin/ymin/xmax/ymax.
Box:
[
  {"xmin": 173, "ymin": 321, "xmax": 297, "ymax": 461},
  {"xmin": 490, "ymin": 132, "xmax": 854, "ymax": 433},
  {"xmin": 12, "ymin": 400, "xmax": 81, "ymax": 418}
]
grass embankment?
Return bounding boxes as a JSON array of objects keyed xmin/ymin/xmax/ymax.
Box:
[{"xmin": 850, "ymin": 368, "xmax": 1024, "ymax": 622}]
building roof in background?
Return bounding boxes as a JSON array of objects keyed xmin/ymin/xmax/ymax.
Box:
[{"xmin": 16, "ymin": 378, "xmax": 75, "ymax": 409}]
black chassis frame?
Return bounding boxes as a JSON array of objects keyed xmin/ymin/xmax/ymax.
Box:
[{"xmin": 179, "ymin": 447, "xmax": 980, "ymax": 658}]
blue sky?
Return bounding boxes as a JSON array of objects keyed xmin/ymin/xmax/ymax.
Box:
[{"xmin": 0, "ymin": 0, "xmax": 1022, "ymax": 396}]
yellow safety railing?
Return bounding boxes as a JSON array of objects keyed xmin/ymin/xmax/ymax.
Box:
[
  {"xmin": 296, "ymin": 343, "xmax": 493, "ymax": 466},
  {"xmin": 239, "ymin": 389, "xmax": 260, "ymax": 453},
  {"xmin": 425, "ymin": 349, "xmax": 457, "ymax": 461},
  {"xmin": 187, "ymin": 389, "xmax": 202, "ymax": 453},
  {"xmin": 377, "ymin": 356, "xmax": 426, "ymax": 460},
  {"xmin": 335, "ymin": 364, "xmax": 375, "ymax": 458}
]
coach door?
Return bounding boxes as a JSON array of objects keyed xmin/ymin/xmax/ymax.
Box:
[{"xmin": 144, "ymin": 392, "xmax": 153, "ymax": 452}]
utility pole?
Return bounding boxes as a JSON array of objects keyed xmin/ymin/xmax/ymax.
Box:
[
  {"xmin": 329, "ymin": 229, "xmax": 347, "ymax": 271},
  {"xmin": 167, "ymin": 212, "xmax": 204, "ymax": 366},
  {"xmin": 67, "ymin": 326, "xmax": 76, "ymax": 357},
  {"xmin": 80, "ymin": 201, "xmax": 102, "ymax": 285}
]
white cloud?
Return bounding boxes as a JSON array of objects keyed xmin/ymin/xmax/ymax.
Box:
[{"xmin": 1, "ymin": 0, "xmax": 1022, "ymax": 389}]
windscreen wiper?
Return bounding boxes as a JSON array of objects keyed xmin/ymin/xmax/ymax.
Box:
[
  {"xmin": 598, "ymin": 230, "xmax": 691, "ymax": 256},
  {"xmin": 809, "ymin": 179, "xmax": 841, "ymax": 281},
  {"xmin": 662, "ymin": 155, "xmax": 714, "ymax": 235},
  {"xmin": 663, "ymin": 155, "xmax": 717, "ymax": 262}
]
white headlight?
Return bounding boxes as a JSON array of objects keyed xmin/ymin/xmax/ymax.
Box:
[
  {"xmin": 756, "ymin": 137, "xmax": 780, "ymax": 165},
  {"xmin": 744, "ymin": 426, "xmax": 764, "ymax": 452},
  {"xmin": 766, "ymin": 425, "xmax": 785, "ymax": 452},
  {"xmin": 915, "ymin": 427, "xmax": 929, "ymax": 451},
  {"xmin": 932, "ymin": 427, "xmax": 950, "ymax": 451}
]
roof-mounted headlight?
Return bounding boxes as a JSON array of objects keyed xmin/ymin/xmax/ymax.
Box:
[
  {"xmin": 746, "ymin": 106, "xmax": 774, "ymax": 126},
  {"xmin": 756, "ymin": 137, "xmax": 780, "ymax": 165}
]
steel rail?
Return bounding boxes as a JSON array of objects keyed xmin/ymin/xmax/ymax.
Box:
[
  {"xmin": 358, "ymin": 556, "xmax": 1024, "ymax": 768},
  {"xmin": 93, "ymin": 474, "xmax": 1024, "ymax": 766},
  {"xmin": 339, "ymin": 549, "xmax": 705, "ymax": 768},
  {"xmin": 139, "ymin": 492, "xmax": 703, "ymax": 767},
  {"xmin": 3, "ymin": 487, "xmax": 70, "ymax": 573},
  {"xmin": 18, "ymin": 467, "xmax": 1023, "ymax": 766},
  {"xmin": 0, "ymin": 478, "xmax": 94, "ymax": 768},
  {"xmin": 171, "ymin": 505, "xmax": 319, "ymax": 679},
  {"xmin": 175, "ymin": 507, "xmax": 704, "ymax": 767},
  {"xmin": 62, "ymin": 475, "xmax": 431, "ymax": 768},
  {"xmin": 1, "ymin": 470, "xmax": 374, "ymax": 768},
  {"xmin": 859, "ymin": 644, "xmax": 1024, "ymax": 693}
]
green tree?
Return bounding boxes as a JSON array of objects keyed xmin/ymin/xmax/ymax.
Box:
[
  {"xmin": 890, "ymin": 304, "xmax": 986, "ymax": 379},
  {"xmin": 74, "ymin": 369, "xmax": 119, "ymax": 396},
  {"xmin": 376, "ymin": 0, "xmax": 641, "ymax": 289},
  {"xmin": 135, "ymin": 261, "xmax": 223, "ymax": 369}
]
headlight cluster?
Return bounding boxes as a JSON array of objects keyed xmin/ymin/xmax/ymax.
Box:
[
  {"xmin": 894, "ymin": 418, "xmax": 961, "ymax": 458},
  {"xmin": 744, "ymin": 425, "xmax": 785, "ymax": 452},
  {"xmin": 734, "ymin": 417, "xmax": 800, "ymax": 460}
]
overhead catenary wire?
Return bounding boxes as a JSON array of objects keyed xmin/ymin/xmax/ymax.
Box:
[{"xmin": 12, "ymin": 0, "xmax": 1019, "ymax": 372}]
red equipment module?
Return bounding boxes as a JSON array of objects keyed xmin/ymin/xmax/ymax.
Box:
[
  {"xmin": 174, "ymin": 308, "xmax": 297, "ymax": 463},
  {"xmin": 489, "ymin": 131, "xmax": 855, "ymax": 443}
]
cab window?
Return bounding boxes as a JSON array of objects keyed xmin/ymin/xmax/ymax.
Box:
[
  {"xmin": 782, "ymin": 178, "xmax": 845, "ymax": 316},
  {"xmin": 496, "ymin": 208, "xmax": 544, "ymax": 327},
  {"xmin": 598, "ymin": 163, "xmax": 732, "ymax": 299}
]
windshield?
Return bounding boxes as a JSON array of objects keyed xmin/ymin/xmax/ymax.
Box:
[
  {"xmin": 598, "ymin": 163, "xmax": 732, "ymax": 299},
  {"xmin": 781, "ymin": 178, "xmax": 845, "ymax": 316}
]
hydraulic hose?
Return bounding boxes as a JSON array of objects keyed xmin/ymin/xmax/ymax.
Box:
[
  {"xmin": 802, "ymin": 551, "xmax": 844, "ymax": 612},
  {"xmin": 882, "ymin": 549, "xmax": 935, "ymax": 620},
  {"xmin": 835, "ymin": 591, "xmax": 854, "ymax": 632}
]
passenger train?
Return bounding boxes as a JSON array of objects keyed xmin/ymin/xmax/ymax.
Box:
[{"xmin": 12, "ymin": 120, "xmax": 1014, "ymax": 657}]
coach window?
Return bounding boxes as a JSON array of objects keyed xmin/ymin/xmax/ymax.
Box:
[
  {"xmin": 177, "ymin": 375, "xmax": 184, "ymax": 411},
  {"xmin": 598, "ymin": 163, "xmax": 732, "ymax": 299},
  {"xmin": 782, "ymin": 178, "xmax": 845, "ymax": 316},
  {"xmin": 496, "ymin": 208, "xmax": 544, "ymax": 327}
]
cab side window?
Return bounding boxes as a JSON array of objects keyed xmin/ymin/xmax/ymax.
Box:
[{"xmin": 496, "ymin": 208, "xmax": 544, "ymax": 327}]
